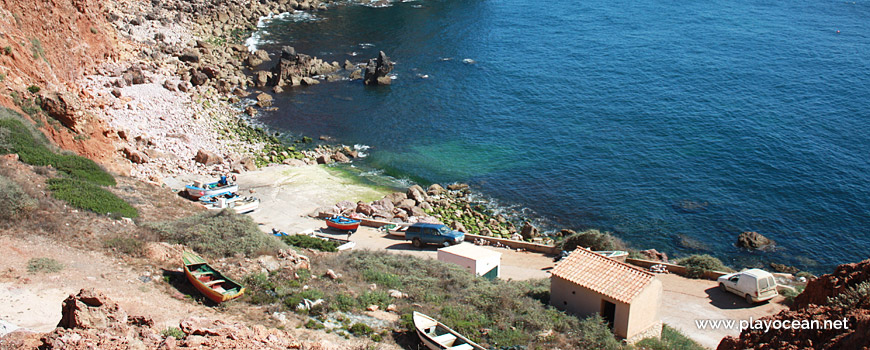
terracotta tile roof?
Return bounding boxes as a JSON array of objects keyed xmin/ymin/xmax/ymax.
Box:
[{"xmin": 551, "ymin": 248, "xmax": 655, "ymax": 303}]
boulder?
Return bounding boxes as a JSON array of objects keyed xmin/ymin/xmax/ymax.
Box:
[
  {"xmin": 385, "ymin": 192, "xmax": 407, "ymax": 205},
  {"xmin": 190, "ymin": 70, "xmax": 209, "ymax": 86},
  {"xmin": 372, "ymin": 198, "xmax": 394, "ymax": 212},
  {"xmin": 363, "ymin": 51, "xmax": 394, "ymax": 86},
  {"xmin": 254, "ymin": 70, "xmax": 271, "ymax": 88},
  {"xmin": 406, "ymin": 185, "xmax": 428, "ymax": 204},
  {"xmin": 343, "ymin": 60, "xmax": 354, "ymax": 70},
  {"xmin": 398, "ymin": 199, "xmax": 417, "ymax": 208},
  {"xmin": 736, "ymin": 231, "xmax": 775, "ymax": 250},
  {"xmin": 520, "ymin": 222, "xmax": 539, "ymax": 240},
  {"xmin": 194, "ymin": 149, "xmax": 222, "ymax": 165},
  {"xmin": 427, "ymin": 184, "xmax": 445, "ymax": 196},
  {"xmin": 58, "ymin": 289, "xmax": 128, "ymax": 329},
  {"xmin": 256, "ymin": 93, "xmax": 273, "ymax": 107},
  {"xmin": 450, "ymin": 221, "xmax": 467, "ymax": 233},
  {"xmin": 162, "ymin": 80, "xmax": 177, "ymax": 91},
  {"xmin": 122, "ymin": 147, "xmax": 149, "ymax": 164},
  {"xmin": 331, "ymin": 152, "xmax": 349, "ymax": 163},
  {"xmin": 39, "ymin": 91, "xmax": 82, "ymax": 131},
  {"xmin": 240, "ymin": 157, "xmax": 257, "ymax": 171},
  {"xmin": 356, "ymin": 201, "xmax": 374, "ymax": 216},
  {"xmin": 200, "ymin": 66, "xmax": 219, "ymax": 79},
  {"xmin": 447, "ymin": 183, "xmax": 469, "ymax": 191},
  {"xmin": 300, "ymin": 77, "xmax": 319, "ymax": 86},
  {"xmin": 639, "ymin": 249, "xmax": 668, "ymax": 263},
  {"xmin": 348, "ymin": 69, "xmax": 362, "ymax": 80},
  {"xmin": 126, "ymin": 66, "xmax": 146, "ymax": 84},
  {"xmin": 316, "ymin": 155, "xmax": 331, "ymax": 164},
  {"xmin": 179, "ymin": 48, "xmax": 200, "ymax": 63}
]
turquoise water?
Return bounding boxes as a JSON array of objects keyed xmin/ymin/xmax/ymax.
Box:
[{"xmin": 251, "ymin": 0, "xmax": 870, "ymax": 271}]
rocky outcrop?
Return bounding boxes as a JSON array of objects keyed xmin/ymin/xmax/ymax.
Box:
[
  {"xmin": 736, "ymin": 231, "xmax": 775, "ymax": 250},
  {"xmin": 793, "ymin": 259, "xmax": 870, "ymax": 310},
  {"xmin": 269, "ymin": 46, "xmax": 338, "ymax": 87},
  {"xmin": 194, "ymin": 149, "xmax": 223, "ymax": 165},
  {"xmin": 718, "ymin": 259, "xmax": 870, "ymax": 350},
  {"xmin": 363, "ymin": 51, "xmax": 394, "ymax": 85},
  {"xmin": 520, "ymin": 221, "xmax": 540, "ymax": 240},
  {"xmin": 39, "ymin": 91, "xmax": 83, "ymax": 131},
  {"xmin": 57, "ymin": 289, "xmax": 128, "ymax": 329}
]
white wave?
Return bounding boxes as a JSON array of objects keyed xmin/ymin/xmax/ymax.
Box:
[
  {"xmin": 358, "ymin": 43, "xmax": 375, "ymax": 49},
  {"xmin": 462, "ymin": 58, "xmax": 476, "ymax": 64},
  {"xmin": 246, "ymin": 11, "xmax": 321, "ymax": 52},
  {"xmin": 354, "ymin": 144, "xmax": 370, "ymax": 158}
]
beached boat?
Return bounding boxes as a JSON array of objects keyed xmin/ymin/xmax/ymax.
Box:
[
  {"xmin": 182, "ymin": 251, "xmax": 245, "ymax": 303},
  {"xmin": 325, "ymin": 216, "xmax": 361, "ymax": 232},
  {"xmin": 273, "ymin": 229, "xmax": 357, "ymax": 251},
  {"xmin": 185, "ymin": 175, "xmax": 239, "ymax": 200},
  {"xmin": 200, "ymin": 193, "xmax": 260, "ymax": 214},
  {"xmin": 413, "ymin": 312, "xmax": 486, "ymax": 350}
]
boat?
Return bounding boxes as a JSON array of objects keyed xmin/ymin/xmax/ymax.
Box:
[
  {"xmin": 273, "ymin": 228, "xmax": 357, "ymax": 251},
  {"xmin": 413, "ymin": 312, "xmax": 486, "ymax": 350},
  {"xmin": 182, "ymin": 251, "xmax": 245, "ymax": 303},
  {"xmin": 325, "ymin": 216, "xmax": 361, "ymax": 232},
  {"xmin": 185, "ymin": 175, "xmax": 239, "ymax": 200},
  {"xmin": 200, "ymin": 193, "xmax": 260, "ymax": 214}
]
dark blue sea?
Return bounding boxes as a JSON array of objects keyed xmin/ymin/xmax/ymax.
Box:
[{"xmin": 248, "ymin": 0, "xmax": 870, "ymax": 272}]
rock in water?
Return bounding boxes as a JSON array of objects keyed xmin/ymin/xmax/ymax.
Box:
[
  {"xmin": 736, "ymin": 231, "xmax": 774, "ymax": 250},
  {"xmin": 520, "ymin": 222, "xmax": 539, "ymax": 240},
  {"xmin": 363, "ymin": 51, "xmax": 394, "ymax": 86}
]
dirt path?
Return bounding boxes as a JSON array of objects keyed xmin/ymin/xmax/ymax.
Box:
[{"xmin": 0, "ymin": 234, "xmax": 221, "ymax": 335}]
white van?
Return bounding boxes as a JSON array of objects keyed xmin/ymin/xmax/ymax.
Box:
[{"xmin": 717, "ymin": 268, "xmax": 778, "ymax": 304}]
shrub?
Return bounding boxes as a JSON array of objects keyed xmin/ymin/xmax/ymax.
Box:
[
  {"xmin": 362, "ymin": 268, "xmax": 401, "ymax": 289},
  {"xmin": 30, "ymin": 38, "xmax": 45, "ymax": 59},
  {"xmin": 347, "ymin": 323, "xmax": 373, "ymax": 336},
  {"xmin": 0, "ymin": 73, "xmax": 5, "ymax": 82},
  {"xmin": 357, "ymin": 290, "xmax": 390, "ymax": 310},
  {"xmin": 27, "ymin": 85, "xmax": 40, "ymax": 94},
  {"xmin": 634, "ymin": 324, "xmax": 705, "ymax": 350},
  {"xmin": 161, "ymin": 327, "xmax": 185, "ymax": 339},
  {"xmin": 104, "ymin": 237, "xmax": 144, "ymax": 256},
  {"xmin": 575, "ymin": 314, "xmax": 623, "ymax": 350},
  {"xmin": 280, "ymin": 234, "xmax": 338, "ymax": 252},
  {"xmin": 146, "ymin": 209, "xmax": 284, "ymax": 258},
  {"xmin": 2, "ymin": 46, "xmax": 11, "ymax": 55},
  {"xmin": 0, "ymin": 174, "xmax": 37, "ymax": 220},
  {"xmin": 47, "ymin": 178, "xmax": 138, "ymax": 217},
  {"xmin": 827, "ymin": 281, "xmax": 870, "ymax": 309},
  {"xmin": 674, "ymin": 254, "xmax": 730, "ymax": 279},
  {"xmin": 559, "ymin": 229, "xmax": 626, "ymax": 252},
  {"xmin": 0, "ymin": 117, "xmax": 116, "ymax": 186},
  {"xmin": 304, "ymin": 319, "xmax": 325, "ymax": 329},
  {"xmin": 780, "ymin": 285, "xmax": 804, "ymax": 306},
  {"xmin": 27, "ymin": 257, "xmax": 64, "ymax": 273},
  {"xmin": 332, "ymin": 293, "xmax": 358, "ymax": 312}
]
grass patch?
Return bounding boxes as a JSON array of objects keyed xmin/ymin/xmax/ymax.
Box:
[
  {"xmin": 280, "ymin": 234, "xmax": 338, "ymax": 252},
  {"xmin": 27, "ymin": 257, "xmax": 64, "ymax": 273},
  {"xmin": 634, "ymin": 324, "xmax": 705, "ymax": 350},
  {"xmin": 47, "ymin": 178, "xmax": 138, "ymax": 217},
  {"xmin": 146, "ymin": 209, "xmax": 284, "ymax": 258},
  {"xmin": 30, "ymin": 38, "xmax": 45, "ymax": 60},
  {"xmin": 161, "ymin": 327, "xmax": 185, "ymax": 339},
  {"xmin": 0, "ymin": 117, "xmax": 116, "ymax": 186},
  {"xmin": 674, "ymin": 254, "xmax": 732, "ymax": 279},
  {"xmin": 0, "ymin": 173, "xmax": 37, "ymax": 220}
]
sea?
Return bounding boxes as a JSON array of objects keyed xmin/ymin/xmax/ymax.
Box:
[{"xmin": 246, "ymin": 0, "xmax": 870, "ymax": 272}]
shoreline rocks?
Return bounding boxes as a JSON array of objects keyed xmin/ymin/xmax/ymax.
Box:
[
  {"xmin": 363, "ymin": 51, "xmax": 394, "ymax": 86},
  {"xmin": 736, "ymin": 231, "xmax": 775, "ymax": 250}
]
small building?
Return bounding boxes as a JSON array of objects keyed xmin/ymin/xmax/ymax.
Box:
[
  {"xmin": 437, "ymin": 243, "xmax": 501, "ymax": 280},
  {"xmin": 550, "ymin": 248, "xmax": 662, "ymax": 343}
]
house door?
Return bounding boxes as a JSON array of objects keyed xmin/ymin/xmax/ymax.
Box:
[
  {"xmin": 601, "ymin": 300, "xmax": 616, "ymax": 329},
  {"xmin": 481, "ymin": 266, "xmax": 498, "ymax": 280}
]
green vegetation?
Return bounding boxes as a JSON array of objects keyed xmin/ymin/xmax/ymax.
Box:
[
  {"xmin": 0, "ymin": 174, "xmax": 37, "ymax": 220},
  {"xmin": 27, "ymin": 85, "xmax": 40, "ymax": 94},
  {"xmin": 280, "ymin": 234, "xmax": 338, "ymax": 252},
  {"xmin": 560, "ymin": 229, "xmax": 626, "ymax": 252},
  {"xmin": 781, "ymin": 285, "xmax": 805, "ymax": 306},
  {"xmin": 47, "ymin": 178, "xmax": 138, "ymax": 217},
  {"xmin": 146, "ymin": 209, "xmax": 284, "ymax": 258},
  {"xmin": 30, "ymin": 38, "xmax": 45, "ymax": 60},
  {"xmin": 90, "ymin": 27, "xmax": 98, "ymax": 34},
  {"xmin": 2, "ymin": 46, "xmax": 11, "ymax": 55},
  {"xmin": 0, "ymin": 73, "xmax": 5, "ymax": 82},
  {"xmin": 0, "ymin": 117, "xmax": 116, "ymax": 186},
  {"xmin": 634, "ymin": 324, "xmax": 706, "ymax": 350},
  {"xmin": 217, "ymin": 119, "xmax": 310, "ymax": 167},
  {"xmin": 304, "ymin": 319, "xmax": 325, "ymax": 330},
  {"xmin": 674, "ymin": 254, "xmax": 732, "ymax": 279},
  {"xmin": 161, "ymin": 327, "xmax": 186, "ymax": 339},
  {"xmin": 27, "ymin": 257, "xmax": 64, "ymax": 273},
  {"xmin": 9, "ymin": 91, "xmax": 43, "ymax": 118},
  {"xmin": 347, "ymin": 323, "xmax": 373, "ymax": 336},
  {"xmin": 244, "ymin": 250, "xmax": 625, "ymax": 348},
  {"xmin": 827, "ymin": 281, "xmax": 870, "ymax": 309}
]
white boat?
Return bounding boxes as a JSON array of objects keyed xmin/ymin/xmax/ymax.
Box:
[
  {"xmin": 201, "ymin": 194, "xmax": 259, "ymax": 214},
  {"xmin": 185, "ymin": 176, "xmax": 239, "ymax": 200},
  {"xmin": 413, "ymin": 312, "xmax": 486, "ymax": 350}
]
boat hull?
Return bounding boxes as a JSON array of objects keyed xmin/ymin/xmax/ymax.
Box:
[
  {"xmin": 182, "ymin": 252, "xmax": 245, "ymax": 303},
  {"xmin": 413, "ymin": 311, "xmax": 485, "ymax": 350},
  {"xmin": 326, "ymin": 217, "xmax": 361, "ymax": 231},
  {"xmin": 186, "ymin": 184, "xmax": 239, "ymax": 199}
]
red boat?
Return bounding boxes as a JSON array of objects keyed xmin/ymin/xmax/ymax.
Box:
[{"xmin": 326, "ymin": 216, "xmax": 361, "ymax": 232}]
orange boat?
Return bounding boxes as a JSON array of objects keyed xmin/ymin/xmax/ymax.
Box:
[{"xmin": 182, "ymin": 251, "xmax": 245, "ymax": 303}]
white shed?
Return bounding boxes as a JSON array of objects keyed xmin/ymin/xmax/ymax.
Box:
[{"xmin": 437, "ymin": 243, "xmax": 501, "ymax": 280}]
